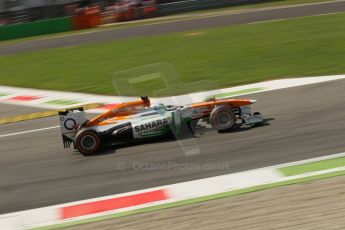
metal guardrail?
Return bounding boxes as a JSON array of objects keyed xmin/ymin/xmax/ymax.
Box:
[{"xmin": 157, "ymin": 0, "xmax": 267, "ymax": 15}]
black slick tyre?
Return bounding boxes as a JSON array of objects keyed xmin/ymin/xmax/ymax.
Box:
[
  {"xmin": 75, "ymin": 130, "xmax": 101, "ymax": 155},
  {"xmin": 209, "ymin": 106, "xmax": 236, "ymax": 131}
]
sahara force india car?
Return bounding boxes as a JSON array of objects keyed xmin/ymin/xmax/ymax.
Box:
[{"xmin": 58, "ymin": 96, "xmax": 263, "ymax": 155}]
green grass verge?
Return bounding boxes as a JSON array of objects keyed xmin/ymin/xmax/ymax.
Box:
[
  {"xmin": 213, "ymin": 87, "xmax": 265, "ymax": 98},
  {"xmin": 44, "ymin": 99, "xmax": 79, "ymax": 106},
  {"xmin": 280, "ymin": 157, "xmax": 345, "ymax": 176},
  {"xmin": 1, "ymin": 12, "xmax": 345, "ymax": 96},
  {"xmin": 32, "ymin": 169, "xmax": 345, "ymax": 230}
]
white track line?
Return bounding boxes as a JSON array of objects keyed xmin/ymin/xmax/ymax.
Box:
[
  {"xmin": 0, "ymin": 126, "xmax": 59, "ymax": 138},
  {"xmin": 268, "ymin": 152, "xmax": 345, "ymax": 168},
  {"xmin": 248, "ymin": 12, "xmax": 344, "ymax": 25}
]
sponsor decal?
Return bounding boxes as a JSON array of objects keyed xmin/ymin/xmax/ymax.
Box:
[
  {"xmin": 140, "ymin": 128, "xmax": 169, "ymax": 137},
  {"xmin": 180, "ymin": 106, "xmax": 209, "ymax": 118},
  {"xmin": 140, "ymin": 111, "xmax": 158, "ymax": 117},
  {"xmin": 63, "ymin": 118, "xmax": 77, "ymax": 131},
  {"xmin": 112, "ymin": 106, "xmax": 132, "ymax": 114},
  {"xmin": 134, "ymin": 118, "xmax": 169, "ymax": 132},
  {"xmin": 191, "ymin": 107, "xmax": 209, "ymax": 115},
  {"xmin": 99, "ymin": 116, "xmax": 112, "ymax": 122}
]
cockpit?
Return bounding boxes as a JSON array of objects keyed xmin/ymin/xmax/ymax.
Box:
[{"xmin": 152, "ymin": 103, "xmax": 166, "ymax": 111}]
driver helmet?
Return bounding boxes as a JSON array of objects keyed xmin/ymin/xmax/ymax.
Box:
[{"xmin": 152, "ymin": 103, "xmax": 166, "ymax": 112}]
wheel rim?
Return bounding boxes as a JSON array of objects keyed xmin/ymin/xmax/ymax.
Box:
[
  {"xmin": 217, "ymin": 111, "xmax": 232, "ymax": 127},
  {"xmin": 80, "ymin": 134, "xmax": 97, "ymax": 151}
]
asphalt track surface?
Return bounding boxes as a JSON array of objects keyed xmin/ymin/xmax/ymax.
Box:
[
  {"xmin": 1, "ymin": 103, "xmax": 45, "ymax": 118},
  {"xmin": 1, "ymin": 79, "xmax": 345, "ymax": 214},
  {"xmin": 1, "ymin": 0, "xmax": 345, "ymax": 55}
]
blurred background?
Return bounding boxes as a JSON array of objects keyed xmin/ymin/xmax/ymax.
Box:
[
  {"xmin": 1, "ymin": 0, "xmax": 345, "ymax": 229},
  {"xmin": 0, "ymin": 0, "xmax": 171, "ymax": 25}
]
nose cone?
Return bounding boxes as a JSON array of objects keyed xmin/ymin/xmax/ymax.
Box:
[{"xmin": 249, "ymin": 99, "xmax": 257, "ymax": 104}]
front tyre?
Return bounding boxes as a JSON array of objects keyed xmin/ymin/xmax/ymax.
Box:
[
  {"xmin": 210, "ymin": 106, "xmax": 236, "ymax": 131},
  {"xmin": 75, "ymin": 130, "xmax": 101, "ymax": 155}
]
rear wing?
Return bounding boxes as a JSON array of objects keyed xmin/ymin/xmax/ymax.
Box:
[{"xmin": 58, "ymin": 107, "xmax": 87, "ymax": 148}]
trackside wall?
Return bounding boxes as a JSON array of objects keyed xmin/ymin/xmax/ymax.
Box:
[{"xmin": 0, "ymin": 17, "xmax": 73, "ymax": 41}]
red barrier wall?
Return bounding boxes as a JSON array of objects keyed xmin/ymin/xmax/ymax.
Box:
[{"xmin": 73, "ymin": 6, "xmax": 101, "ymax": 30}]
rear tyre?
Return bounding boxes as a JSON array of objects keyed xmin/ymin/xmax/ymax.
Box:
[
  {"xmin": 210, "ymin": 106, "xmax": 236, "ymax": 131},
  {"xmin": 75, "ymin": 130, "xmax": 101, "ymax": 155}
]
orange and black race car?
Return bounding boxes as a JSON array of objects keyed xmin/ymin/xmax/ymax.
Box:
[{"xmin": 58, "ymin": 96, "xmax": 263, "ymax": 155}]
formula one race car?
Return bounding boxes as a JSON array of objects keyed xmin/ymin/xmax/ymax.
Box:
[{"xmin": 58, "ymin": 96, "xmax": 263, "ymax": 155}]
